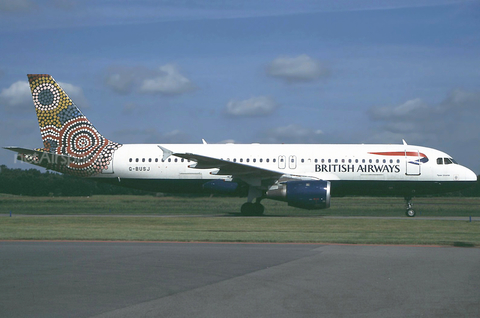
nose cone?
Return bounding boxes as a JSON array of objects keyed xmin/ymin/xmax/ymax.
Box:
[{"xmin": 464, "ymin": 166, "xmax": 478, "ymax": 182}]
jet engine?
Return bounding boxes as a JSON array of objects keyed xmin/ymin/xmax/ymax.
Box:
[{"xmin": 266, "ymin": 180, "xmax": 331, "ymax": 210}]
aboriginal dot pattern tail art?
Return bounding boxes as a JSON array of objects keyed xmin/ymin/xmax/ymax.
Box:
[{"xmin": 28, "ymin": 74, "xmax": 121, "ymax": 177}]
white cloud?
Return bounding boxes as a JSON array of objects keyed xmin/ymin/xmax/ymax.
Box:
[
  {"xmin": 58, "ymin": 81, "xmax": 88, "ymax": 107},
  {"xmin": 0, "ymin": 80, "xmax": 88, "ymax": 113},
  {"xmin": 369, "ymin": 89, "xmax": 480, "ymax": 124},
  {"xmin": 0, "ymin": 81, "xmax": 32, "ymax": 112},
  {"xmin": 105, "ymin": 72, "xmax": 135, "ymax": 95},
  {"xmin": 225, "ymin": 96, "xmax": 278, "ymax": 117},
  {"xmin": 366, "ymin": 88, "xmax": 480, "ymax": 147},
  {"xmin": 368, "ymin": 98, "xmax": 429, "ymax": 120},
  {"xmin": 266, "ymin": 54, "xmax": 329, "ymax": 83},
  {"xmin": 441, "ymin": 89, "xmax": 480, "ymax": 109},
  {"xmin": 140, "ymin": 64, "xmax": 195, "ymax": 95},
  {"xmin": 105, "ymin": 64, "xmax": 196, "ymax": 96},
  {"xmin": 260, "ymin": 124, "xmax": 324, "ymax": 143}
]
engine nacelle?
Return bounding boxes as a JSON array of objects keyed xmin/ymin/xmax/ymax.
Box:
[{"xmin": 266, "ymin": 180, "xmax": 331, "ymax": 210}]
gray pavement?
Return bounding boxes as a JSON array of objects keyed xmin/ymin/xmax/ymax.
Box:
[{"xmin": 1, "ymin": 242, "xmax": 479, "ymax": 317}]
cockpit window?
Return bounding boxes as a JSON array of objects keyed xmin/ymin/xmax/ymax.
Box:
[
  {"xmin": 437, "ymin": 157, "xmax": 458, "ymax": 165},
  {"xmin": 444, "ymin": 158, "xmax": 453, "ymax": 165}
]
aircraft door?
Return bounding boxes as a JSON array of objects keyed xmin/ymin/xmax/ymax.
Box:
[
  {"xmin": 289, "ymin": 155, "xmax": 297, "ymax": 169},
  {"xmin": 405, "ymin": 149, "xmax": 421, "ymax": 175},
  {"xmin": 278, "ymin": 155, "xmax": 286, "ymax": 169}
]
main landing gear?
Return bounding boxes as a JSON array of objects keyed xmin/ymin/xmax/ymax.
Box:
[
  {"xmin": 240, "ymin": 186, "xmax": 265, "ymax": 216},
  {"xmin": 241, "ymin": 200, "xmax": 265, "ymax": 216},
  {"xmin": 405, "ymin": 197, "xmax": 416, "ymax": 217}
]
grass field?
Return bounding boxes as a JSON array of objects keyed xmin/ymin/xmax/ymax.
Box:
[
  {"xmin": 1, "ymin": 195, "xmax": 479, "ymax": 246},
  {"xmin": 2, "ymin": 194, "xmax": 480, "ymax": 217}
]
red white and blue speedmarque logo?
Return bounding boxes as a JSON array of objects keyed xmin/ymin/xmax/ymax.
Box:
[{"xmin": 368, "ymin": 151, "xmax": 429, "ymax": 165}]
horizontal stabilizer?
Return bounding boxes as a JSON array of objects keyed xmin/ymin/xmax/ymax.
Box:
[{"xmin": 4, "ymin": 146, "xmax": 74, "ymax": 167}]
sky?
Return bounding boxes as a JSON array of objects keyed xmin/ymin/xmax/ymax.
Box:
[{"xmin": 1, "ymin": 0, "xmax": 480, "ymax": 173}]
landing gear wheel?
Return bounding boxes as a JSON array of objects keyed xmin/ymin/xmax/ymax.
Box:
[
  {"xmin": 404, "ymin": 196, "xmax": 416, "ymax": 217},
  {"xmin": 252, "ymin": 203, "xmax": 265, "ymax": 215},
  {"xmin": 241, "ymin": 202, "xmax": 265, "ymax": 216},
  {"xmin": 406, "ymin": 208, "xmax": 416, "ymax": 217},
  {"xmin": 241, "ymin": 202, "xmax": 253, "ymax": 215}
]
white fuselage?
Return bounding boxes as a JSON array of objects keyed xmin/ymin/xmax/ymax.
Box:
[{"xmin": 95, "ymin": 143, "xmax": 476, "ymax": 197}]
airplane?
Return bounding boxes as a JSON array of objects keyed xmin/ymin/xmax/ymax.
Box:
[{"xmin": 4, "ymin": 74, "xmax": 478, "ymax": 217}]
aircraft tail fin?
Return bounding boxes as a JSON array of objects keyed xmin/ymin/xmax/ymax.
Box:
[{"xmin": 26, "ymin": 74, "xmax": 121, "ymax": 176}]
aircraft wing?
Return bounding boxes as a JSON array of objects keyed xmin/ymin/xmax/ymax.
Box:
[{"xmin": 158, "ymin": 145, "xmax": 285, "ymax": 183}]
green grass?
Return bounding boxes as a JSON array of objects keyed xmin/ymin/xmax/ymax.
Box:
[
  {"xmin": 0, "ymin": 195, "xmax": 479, "ymax": 246},
  {"xmin": 1, "ymin": 217, "xmax": 479, "ymax": 246},
  {"xmin": 1, "ymin": 194, "xmax": 480, "ymax": 217}
]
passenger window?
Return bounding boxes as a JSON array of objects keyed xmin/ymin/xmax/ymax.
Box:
[
  {"xmin": 369, "ymin": 159, "xmax": 372, "ymax": 163},
  {"xmin": 253, "ymin": 159, "xmax": 256, "ymax": 163},
  {"xmin": 129, "ymin": 158, "xmax": 132, "ymax": 162},
  {"xmin": 390, "ymin": 159, "xmax": 393, "ymax": 164},
  {"xmin": 136, "ymin": 158, "xmax": 139, "ymax": 162},
  {"xmin": 355, "ymin": 159, "xmax": 359, "ymax": 163},
  {"xmin": 335, "ymin": 159, "xmax": 338, "ymax": 163},
  {"xmin": 362, "ymin": 159, "xmax": 365, "ymax": 163},
  {"xmin": 155, "ymin": 158, "xmax": 158, "ymax": 162},
  {"xmin": 273, "ymin": 158, "xmax": 276, "ymax": 163},
  {"xmin": 383, "ymin": 159, "xmax": 386, "ymax": 163},
  {"xmin": 301, "ymin": 159, "xmax": 305, "ymax": 163},
  {"xmin": 168, "ymin": 158, "xmax": 171, "ymax": 162},
  {"xmin": 148, "ymin": 158, "xmax": 152, "ymax": 162},
  {"xmin": 246, "ymin": 159, "xmax": 250, "ymax": 163},
  {"xmin": 266, "ymin": 159, "xmax": 269, "ymax": 163},
  {"xmin": 142, "ymin": 158, "xmax": 145, "ymax": 162},
  {"xmin": 240, "ymin": 158, "xmax": 243, "ymax": 162},
  {"xmin": 260, "ymin": 159, "xmax": 263, "ymax": 163}
]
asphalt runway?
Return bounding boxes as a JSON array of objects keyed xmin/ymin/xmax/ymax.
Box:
[{"xmin": 1, "ymin": 242, "xmax": 479, "ymax": 318}]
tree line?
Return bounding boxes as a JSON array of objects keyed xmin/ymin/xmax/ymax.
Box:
[
  {"xmin": 0, "ymin": 165, "xmax": 479, "ymax": 197},
  {"xmin": 0, "ymin": 165, "xmax": 150, "ymax": 196}
]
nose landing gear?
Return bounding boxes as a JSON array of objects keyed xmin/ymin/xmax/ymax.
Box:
[{"xmin": 405, "ymin": 197, "xmax": 416, "ymax": 217}]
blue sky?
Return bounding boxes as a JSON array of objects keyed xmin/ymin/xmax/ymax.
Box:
[{"xmin": 1, "ymin": 0, "xmax": 480, "ymax": 173}]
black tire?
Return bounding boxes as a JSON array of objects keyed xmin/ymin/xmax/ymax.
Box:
[
  {"xmin": 406, "ymin": 209, "xmax": 416, "ymax": 217},
  {"xmin": 241, "ymin": 202, "xmax": 254, "ymax": 215},
  {"xmin": 241, "ymin": 202, "xmax": 264, "ymax": 216},
  {"xmin": 252, "ymin": 203, "xmax": 265, "ymax": 215}
]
